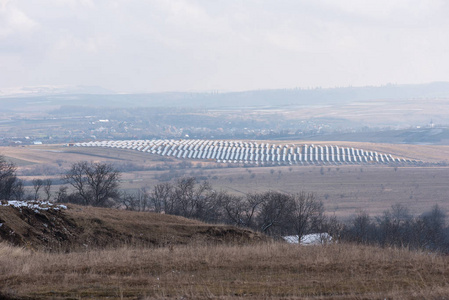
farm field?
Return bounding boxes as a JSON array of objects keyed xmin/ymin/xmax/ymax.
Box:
[
  {"xmin": 205, "ymin": 165, "xmax": 449, "ymax": 218},
  {"xmin": 1, "ymin": 142, "xmax": 448, "ymax": 218}
]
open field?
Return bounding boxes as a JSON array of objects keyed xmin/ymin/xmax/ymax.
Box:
[
  {"xmin": 2, "ymin": 141, "xmax": 449, "ymax": 299},
  {"xmin": 1, "ymin": 142, "xmax": 449, "ymax": 218},
  {"xmin": 2, "ymin": 241, "xmax": 449, "ymax": 299},
  {"xmin": 204, "ymin": 165, "xmax": 449, "ymax": 218}
]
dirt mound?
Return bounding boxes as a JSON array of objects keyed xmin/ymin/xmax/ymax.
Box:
[{"xmin": 0, "ymin": 202, "xmax": 267, "ymax": 251}]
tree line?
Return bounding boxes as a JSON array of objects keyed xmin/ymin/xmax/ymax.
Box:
[
  {"xmin": 60, "ymin": 162, "xmax": 327, "ymax": 240},
  {"xmin": 1, "ymin": 156, "xmax": 448, "ymax": 252},
  {"xmin": 59, "ymin": 161, "xmax": 449, "ymax": 252},
  {"xmin": 119, "ymin": 178, "xmax": 328, "ymax": 240},
  {"xmin": 0, "ymin": 156, "xmax": 24, "ymax": 200},
  {"xmin": 343, "ymin": 204, "xmax": 449, "ymax": 252},
  {"xmin": 0, "ymin": 157, "xmax": 328, "ymax": 241}
]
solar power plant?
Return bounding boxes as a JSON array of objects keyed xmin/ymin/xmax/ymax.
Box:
[{"xmin": 76, "ymin": 139, "xmax": 421, "ymax": 166}]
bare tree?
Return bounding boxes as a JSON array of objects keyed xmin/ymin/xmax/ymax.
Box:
[
  {"xmin": 222, "ymin": 192, "xmax": 265, "ymax": 229},
  {"xmin": 171, "ymin": 177, "xmax": 208, "ymax": 218},
  {"xmin": 13, "ymin": 180, "xmax": 25, "ymax": 200},
  {"xmin": 120, "ymin": 191, "xmax": 134, "ymax": 210},
  {"xmin": 421, "ymin": 205, "xmax": 447, "ymax": 250},
  {"xmin": 377, "ymin": 203, "xmax": 413, "ymax": 247},
  {"xmin": 63, "ymin": 161, "xmax": 121, "ymax": 207},
  {"xmin": 152, "ymin": 182, "xmax": 173, "ymax": 213},
  {"xmin": 194, "ymin": 189, "xmax": 220, "ymax": 222},
  {"xmin": 63, "ymin": 161, "xmax": 90, "ymax": 205},
  {"xmin": 43, "ymin": 179, "xmax": 52, "ymax": 201},
  {"xmin": 257, "ymin": 191, "xmax": 295, "ymax": 235},
  {"xmin": 84, "ymin": 162, "xmax": 120, "ymax": 206},
  {"xmin": 121, "ymin": 188, "xmax": 151, "ymax": 211},
  {"xmin": 155, "ymin": 177, "xmax": 220, "ymax": 221},
  {"xmin": 351, "ymin": 210, "xmax": 372, "ymax": 243},
  {"xmin": 55, "ymin": 186, "xmax": 68, "ymax": 203},
  {"xmin": 136, "ymin": 187, "xmax": 150, "ymax": 212},
  {"xmin": 32, "ymin": 179, "xmax": 43, "ymax": 200},
  {"xmin": 291, "ymin": 192, "xmax": 324, "ymax": 242},
  {"xmin": 243, "ymin": 193, "xmax": 265, "ymax": 229},
  {"xmin": 0, "ymin": 155, "xmax": 24, "ymax": 200},
  {"xmin": 325, "ymin": 215, "xmax": 344, "ymax": 243},
  {"xmin": 223, "ymin": 194, "xmax": 248, "ymax": 227}
]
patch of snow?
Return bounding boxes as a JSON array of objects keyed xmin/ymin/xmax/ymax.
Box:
[
  {"xmin": 1, "ymin": 200, "xmax": 68, "ymax": 211},
  {"xmin": 283, "ymin": 233, "xmax": 332, "ymax": 245}
]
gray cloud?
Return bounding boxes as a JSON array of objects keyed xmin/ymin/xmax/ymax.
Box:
[{"xmin": 1, "ymin": 0, "xmax": 449, "ymax": 92}]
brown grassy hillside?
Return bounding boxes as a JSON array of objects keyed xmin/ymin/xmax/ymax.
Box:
[
  {"xmin": 0, "ymin": 204, "xmax": 266, "ymax": 252},
  {"xmin": 2, "ymin": 204, "xmax": 449, "ymax": 299},
  {"xmin": 2, "ymin": 242, "xmax": 449, "ymax": 299}
]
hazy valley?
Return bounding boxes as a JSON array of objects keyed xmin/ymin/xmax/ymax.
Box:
[{"xmin": 2, "ymin": 82, "xmax": 449, "ymax": 298}]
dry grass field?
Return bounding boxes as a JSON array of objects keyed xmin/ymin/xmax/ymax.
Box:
[
  {"xmin": 206, "ymin": 164, "xmax": 449, "ymax": 218},
  {"xmin": 2, "ymin": 241, "xmax": 449, "ymax": 299},
  {"xmin": 1, "ymin": 142, "xmax": 448, "ymax": 218}
]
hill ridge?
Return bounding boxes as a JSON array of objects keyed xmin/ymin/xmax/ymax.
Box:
[{"xmin": 0, "ymin": 203, "xmax": 267, "ymax": 251}]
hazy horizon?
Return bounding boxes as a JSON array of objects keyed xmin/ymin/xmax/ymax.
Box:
[{"xmin": 2, "ymin": 1, "xmax": 449, "ymax": 93}]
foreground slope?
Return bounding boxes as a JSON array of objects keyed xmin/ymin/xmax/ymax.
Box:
[
  {"xmin": 2, "ymin": 242, "xmax": 449, "ymax": 299},
  {"xmin": 0, "ymin": 202, "xmax": 265, "ymax": 251},
  {"xmin": 2, "ymin": 202, "xmax": 449, "ymax": 299}
]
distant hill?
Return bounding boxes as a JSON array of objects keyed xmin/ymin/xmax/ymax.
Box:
[
  {"xmin": 0, "ymin": 85, "xmax": 114, "ymax": 98},
  {"xmin": 1, "ymin": 82, "xmax": 449, "ymax": 109},
  {"xmin": 286, "ymin": 127, "xmax": 449, "ymax": 145}
]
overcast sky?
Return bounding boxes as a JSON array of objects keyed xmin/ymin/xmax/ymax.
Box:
[{"xmin": 1, "ymin": 0, "xmax": 449, "ymax": 93}]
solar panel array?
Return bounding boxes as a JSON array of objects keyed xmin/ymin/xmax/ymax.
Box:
[{"xmin": 75, "ymin": 139, "xmax": 419, "ymax": 165}]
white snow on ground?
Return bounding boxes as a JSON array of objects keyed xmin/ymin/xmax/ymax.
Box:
[
  {"xmin": 283, "ymin": 233, "xmax": 332, "ymax": 245},
  {"xmin": 0, "ymin": 200, "xmax": 67, "ymax": 211}
]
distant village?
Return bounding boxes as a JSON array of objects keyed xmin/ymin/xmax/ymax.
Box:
[{"xmin": 0, "ymin": 113, "xmax": 340, "ymax": 146}]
